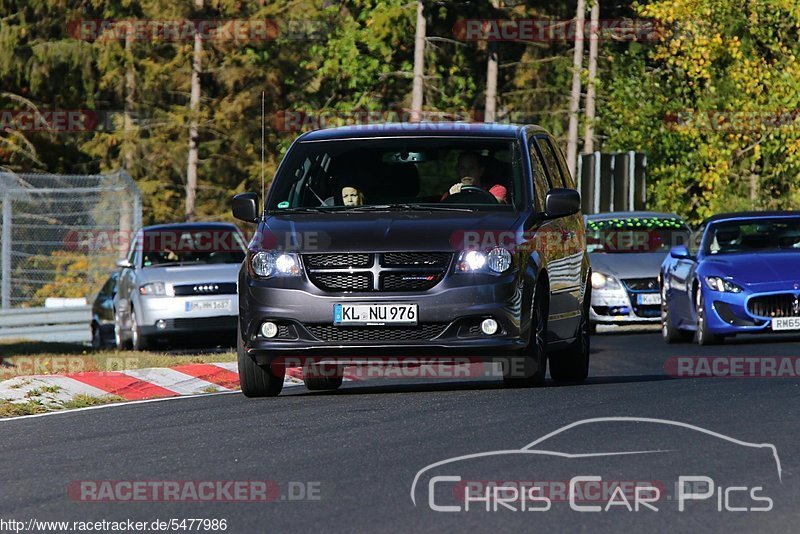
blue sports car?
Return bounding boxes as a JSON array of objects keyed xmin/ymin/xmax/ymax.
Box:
[{"xmin": 660, "ymin": 211, "xmax": 800, "ymax": 345}]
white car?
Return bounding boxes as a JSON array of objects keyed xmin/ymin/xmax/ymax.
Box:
[
  {"xmin": 114, "ymin": 222, "xmax": 246, "ymax": 350},
  {"xmin": 586, "ymin": 212, "xmax": 691, "ymax": 332}
]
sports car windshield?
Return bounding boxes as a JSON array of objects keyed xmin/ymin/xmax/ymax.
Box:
[
  {"xmin": 705, "ymin": 217, "xmax": 800, "ymax": 255},
  {"xmin": 586, "ymin": 216, "xmax": 690, "ymax": 253},
  {"xmin": 267, "ymin": 138, "xmax": 524, "ymax": 211}
]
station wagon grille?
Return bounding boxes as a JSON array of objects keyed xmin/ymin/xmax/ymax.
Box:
[
  {"xmin": 305, "ymin": 323, "xmax": 446, "ymax": 342},
  {"xmin": 173, "ymin": 283, "xmax": 237, "ymax": 296},
  {"xmin": 303, "ymin": 252, "xmax": 452, "ymax": 293},
  {"xmin": 622, "ymin": 278, "xmax": 659, "ymax": 291},
  {"xmin": 747, "ymin": 294, "xmax": 800, "ymax": 318}
]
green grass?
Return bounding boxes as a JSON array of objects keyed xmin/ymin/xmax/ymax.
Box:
[
  {"xmin": 0, "ymin": 340, "xmax": 236, "ymax": 379},
  {"xmin": 0, "ymin": 394, "xmax": 127, "ymax": 418},
  {"xmin": 0, "ymin": 340, "xmax": 238, "ymax": 419}
]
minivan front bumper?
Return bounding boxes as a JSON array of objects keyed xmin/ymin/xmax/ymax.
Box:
[{"xmin": 240, "ymin": 272, "xmax": 529, "ymax": 364}]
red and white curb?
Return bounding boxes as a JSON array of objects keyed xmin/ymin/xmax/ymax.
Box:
[{"xmin": 0, "ymin": 363, "xmax": 355, "ymax": 405}]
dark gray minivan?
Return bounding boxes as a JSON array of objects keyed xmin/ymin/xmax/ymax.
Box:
[{"xmin": 232, "ymin": 123, "xmax": 590, "ymax": 396}]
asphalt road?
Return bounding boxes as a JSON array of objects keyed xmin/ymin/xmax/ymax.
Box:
[{"xmin": 1, "ymin": 327, "xmax": 798, "ymax": 533}]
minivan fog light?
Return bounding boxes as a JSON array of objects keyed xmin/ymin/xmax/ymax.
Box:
[
  {"xmin": 260, "ymin": 321, "xmax": 278, "ymax": 338},
  {"xmin": 480, "ymin": 318, "xmax": 499, "ymax": 335}
]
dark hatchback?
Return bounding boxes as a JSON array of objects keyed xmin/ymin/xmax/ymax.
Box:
[{"xmin": 232, "ymin": 123, "xmax": 590, "ymax": 396}]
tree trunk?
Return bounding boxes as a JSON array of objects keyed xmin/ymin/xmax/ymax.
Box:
[
  {"xmin": 566, "ymin": 0, "xmax": 586, "ymax": 179},
  {"xmin": 484, "ymin": 41, "xmax": 498, "ymax": 123},
  {"xmin": 583, "ymin": 0, "xmax": 599, "ymax": 154},
  {"xmin": 186, "ymin": 0, "xmax": 203, "ymax": 221},
  {"xmin": 120, "ymin": 29, "xmax": 135, "ymax": 257},
  {"xmin": 410, "ymin": 1, "xmax": 425, "ymax": 122}
]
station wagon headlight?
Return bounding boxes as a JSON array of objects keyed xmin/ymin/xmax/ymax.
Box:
[
  {"xmin": 250, "ymin": 251, "xmax": 301, "ymax": 278},
  {"xmin": 139, "ymin": 282, "xmax": 166, "ymax": 296},
  {"xmin": 704, "ymin": 276, "xmax": 743, "ymax": 293},
  {"xmin": 591, "ymin": 272, "xmax": 621, "ymax": 290},
  {"xmin": 456, "ymin": 248, "xmax": 512, "ymax": 274}
]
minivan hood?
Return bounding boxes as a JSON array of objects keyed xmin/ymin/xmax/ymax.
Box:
[
  {"xmin": 256, "ymin": 211, "xmax": 526, "ymax": 252},
  {"xmin": 588, "ymin": 252, "xmax": 668, "ymax": 280}
]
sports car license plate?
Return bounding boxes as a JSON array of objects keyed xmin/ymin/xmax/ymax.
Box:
[
  {"xmin": 334, "ymin": 303, "xmax": 417, "ymax": 325},
  {"xmin": 637, "ymin": 293, "xmax": 662, "ymax": 305},
  {"xmin": 185, "ymin": 299, "xmax": 231, "ymax": 312},
  {"xmin": 771, "ymin": 317, "xmax": 800, "ymax": 331}
]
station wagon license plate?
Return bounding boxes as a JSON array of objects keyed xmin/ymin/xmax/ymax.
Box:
[
  {"xmin": 771, "ymin": 317, "xmax": 800, "ymax": 331},
  {"xmin": 186, "ymin": 299, "xmax": 231, "ymax": 312},
  {"xmin": 637, "ymin": 293, "xmax": 662, "ymax": 305},
  {"xmin": 334, "ymin": 303, "xmax": 417, "ymax": 325}
]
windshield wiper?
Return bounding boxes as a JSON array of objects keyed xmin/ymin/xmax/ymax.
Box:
[
  {"xmin": 270, "ymin": 206, "xmax": 342, "ymax": 214},
  {"xmin": 346, "ymin": 204, "xmax": 477, "ymax": 213}
]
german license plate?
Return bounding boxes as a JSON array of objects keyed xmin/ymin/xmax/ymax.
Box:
[
  {"xmin": 637, "ymin": 293, "xmax": 662, "ymax": 305},
  {"xmin": 334, "ymin": 303, "xmax": 417, "ymax": 325},
  {"xmin": 185, "ymin": 299, "xmax": 231, "ymax": 312},
  {"xmin": 771, "ymin": 317, "xmax": 800, "ymax": 331}
]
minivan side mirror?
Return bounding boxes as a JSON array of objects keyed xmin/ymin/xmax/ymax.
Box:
[
  {"xmin": 670, "ymin": 245, "xmax": 691, "ymax": 259},
  {"xmin": 543, "ymin": 188, "xmax": 581, "ymax": 220},
  {"xmin": 232, "ymin": 192, "xmax": 260, "ymax": 223},
  {"xmin": 116, "ymin": 258, "xmax": 133, "ymax": 269}
]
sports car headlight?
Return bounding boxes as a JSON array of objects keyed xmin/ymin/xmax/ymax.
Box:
[
  {"xmin": 456, "ymin": 248, "xmax": 512, "ymax": 274},
  {"xmin": 591, "ymin": 272, "xmax": 621, "ymax": 290},
  {"xmin": 250, "ymin": 252, "xmax": 301, "ymax": 278},
  {"xmin": 704, "ymin": 276, "xmax": 743, "ymax": 293},
  {"xmin": 139, "ymin": 282, "xmax": 166, "ymax": 296}
]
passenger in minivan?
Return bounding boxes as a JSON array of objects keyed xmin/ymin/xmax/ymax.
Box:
[
  {"xmin": 341, "ymin": 185, "xmax": 365, "ymax": 206},
  {"xmin": 442, "ymin": 151, "xmax": 507, "ymax": 203}
]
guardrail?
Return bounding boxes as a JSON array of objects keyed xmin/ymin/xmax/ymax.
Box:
[{"xmin": 0, "ymin": 306, "xmax": 91, "ymax": 343}]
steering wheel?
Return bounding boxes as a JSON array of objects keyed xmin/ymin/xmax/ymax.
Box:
[{"xmin": 442, "ymin": 185, "xmax": 499, "ymax": 204}]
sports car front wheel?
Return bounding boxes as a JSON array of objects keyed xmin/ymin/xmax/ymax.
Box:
[{"xmin": 695, "ymin": 290, "xmax": 722, "ymax": 346}]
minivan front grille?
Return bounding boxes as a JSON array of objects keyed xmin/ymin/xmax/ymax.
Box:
[
  {"xmin": 747, "ymin": 294, "xmax": 800, "ymax": 318},
  {"xmin": 303, "ymin": 252, "xmax": 452, "ymax": 293},
  {"xmin": 303, "ymin": 253, "xmax": 372, "ymax": 269},
  {"xmin": 312, "ymin": 273, "xmax": 373, "ymax": 292},
  {"xmin": 381, "ymin": 252, "xmax": 451, "ymax": 268},
  {"xmin": 305, "ymin": 323, "xmax": 446, "ymax": 342}
]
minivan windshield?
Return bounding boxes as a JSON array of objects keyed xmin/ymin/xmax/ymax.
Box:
[{"xmin": 267, "ymin": 137, "xmax": 525, "ymax": 212}]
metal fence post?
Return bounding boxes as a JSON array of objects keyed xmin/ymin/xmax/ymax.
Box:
[{"xmin": 1, "ymin": 193, "xmax": 11, "ymax": 309}]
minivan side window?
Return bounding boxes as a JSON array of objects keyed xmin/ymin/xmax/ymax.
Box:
[
  {"xmin": 535, "ymin": 137, "xmax": 566, "ymax": 188},
  {"xmin": 528, "ymin": 141, "xmax": 550, "ymax": 212}
]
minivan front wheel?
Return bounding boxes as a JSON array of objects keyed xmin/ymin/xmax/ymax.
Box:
[
  {"xmin": 237, "ymin": 324, "xmax": 284, "ymax": 397},
  {"xmin": 549, "ymin": 289, "xmax": 590, "ymax": 383},
  {"xmin": 503, "ymin": 285, "xmax": 547, "ymax": 388}
]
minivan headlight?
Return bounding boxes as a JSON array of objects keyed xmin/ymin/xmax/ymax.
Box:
[
  {"xmin": 456, "ymin": 248, "xmax": 512, "ymax": 274},
  {"xmin": 250, "ymin": 252, "xmax": 301, "ymax": 278}
]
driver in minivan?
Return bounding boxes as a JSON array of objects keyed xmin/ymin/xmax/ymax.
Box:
[{"xmin": 442, "ymin": 151, "xmax": 507, "ymax": 203}]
